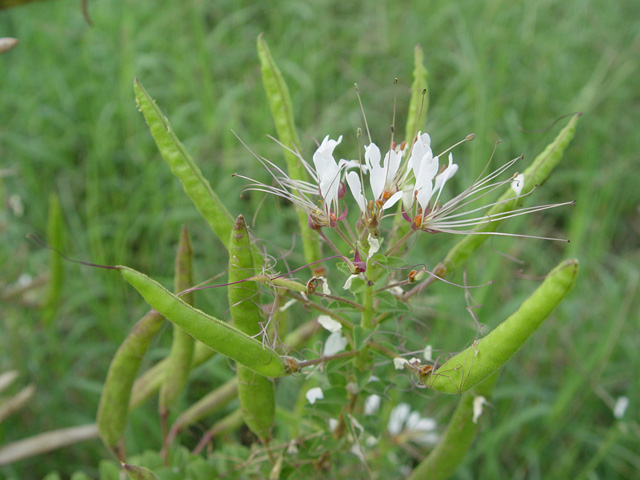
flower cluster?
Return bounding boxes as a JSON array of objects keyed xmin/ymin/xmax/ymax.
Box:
[{"xmin": 238, "ymin": 129, "xmax": 566, "ymax": 255}]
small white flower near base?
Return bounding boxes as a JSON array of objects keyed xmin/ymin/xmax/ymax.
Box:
[
  {"xmin": 364, "ymin": 394, "xmax": 381, "ymax": 415},
  {"xmin": 472, "ymin": 395, "xmax": 487, "ymax": 424},
  {"xmin": 323, "ymin": 332, "xmax": 348, "ymax": 356},
  {"xmin": 511, "ymin": 173, "xmax": 525, "ymax": 195},
  {"xmin": 388, "ymin": 403, "xmax": 438, "ymax": 445},
  {"xmin": 393, "ymin": 358, "xmax": 409, "ymax": 370},
  {"xmin": 318, "ymin": 315, "xmax": 342, "ymax": 332},
  {"xmin": 306, "ymin": 387, "xmax": 324, "ymax": 405},
  {"xmin": 613, "ymin": 396, "xmax": 629, "ymax": 420}
]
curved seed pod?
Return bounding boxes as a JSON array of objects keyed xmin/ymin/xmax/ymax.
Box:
[
  {"xmin": 159, "ymin": 226, "xmax": 195, "ymax": 415},
  {"xmin": 440, "ymin": 114, "xmax": 580, "ymax": 274},
  {"xmin": 96, "ymin": 310, "xmax": 164, "ymax": 453},
  {"xmin": 122, "ymin": 463, "xmax": 159, "ymax": 480},
  {"xmin": 427, "ymin": 259, "xmax": 578, "ymax": 394},
  {"xmin": 130, "ymin": 320, "xmax": 318, "ymax": 410},
  {"xmin": 409, "ymin": 373, "xmax": 498, "ymax": 480},
  {"xmin": 118, "ymin": 266, "xmax": 289, "ymax": 378},
  {"xmin": 134, "ymin": 79, "xmax": 234, "ymax": 248},
  {"xmin": 229, "ymin": 215, "xmax": 275, "ymax": 443},
  {"xmin": 257, "ymin": 34, "xmax": 321, "ymax": 267}
]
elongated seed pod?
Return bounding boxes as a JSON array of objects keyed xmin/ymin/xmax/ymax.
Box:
[
  {"xmin": 428, "ymin": 259, "xmax": 578, "ymax": 394},
  {"xmin": 159, "ymin": 226, "xmax": 196, "ymax": 414},
  {"xmin": 404, "ymin": 44, "xmax": 429, "ymax": 146},
  {"xmin": 130, "ymin": 320, "xmax": 318, "ymax": 410},
  {"xmin": 257, "ymin": 34, "xmax": 321, "ymax": 267},
  {"xmin": 164, "ymin": 321, "xmax": 320, "ymax": 439},
  {"xmin": 228, "ymin": 215, "xmax": 275, "ymax": 443},
  {"xmin": 96, "ymin": 310, "xmax": 164, "ymax": 453},
  {"xmin": 441, "ymin": 114, "xmax": 580, "ymax": 274},
  {"xmin": 134, "ymin": 79, "xmax": 234, "ymax": 248},
  {"xmin": 118, "ymin": 266, "xmax": 289, "ymax": 377}
]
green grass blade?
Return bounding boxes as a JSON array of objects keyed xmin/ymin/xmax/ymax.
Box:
[{"xmin": 43, "ymin": 192, "xmax": 64, "ymax": 325}]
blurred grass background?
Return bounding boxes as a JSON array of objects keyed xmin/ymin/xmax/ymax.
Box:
[{"xmin": 1, "ymin": 0, "xmax": 639, "ymax": 478}]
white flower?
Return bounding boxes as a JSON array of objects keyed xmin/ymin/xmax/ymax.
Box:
[
  {"xmin": 393, "ymin": 357, "xmax": 409, "ymax": 370},
  {"xmin": 388, "ymin": 403, "xmax": 411, "ymax": 435},
  {"xmin": 318, "ymin": 315, "xmax": 342, "ymax": 333},
  {"xmin": 364, "ymin": 394, "xmax": 381, "ymax": 415},
  {"xmin": 613, "ymin": 396, "xmax": 629, "ymax": 420},
  {"xmin": 404, "ymin": 153, "xmax": 571, "ymax": 239},
  {"xmin": 472, "ymin": 395, "xmax": 487, "ymax": 424},
  {"xmin": 323, "ymin": 332, "xmax": 348, "ymax": 356},
  {"xmin": 511, "ymin": 173, "xmax": 525, "ymax": 195},
  {"xmin": 328, "ymin": 418, "xmax": 339, "ymax": 432},
  {"xmin": 306, "ymin": 387, "xmax": 324, "ymax": 404},
  {"xmin": 343, "ymin": 273, "xmax": 364, "ymax": 290},
  {"xmin": 313, "ymin": 135, "xmax": 345, "ymax": 218},
  {"xmin": 368, "ymin": 234, "xmax": 381, "ymax": 256},
  {"xmin": 388, "ymin": 403, "xmax": 439, "ymax": 445},
  {"xmin": 423, "ymin": 345, "xmax": 433, "ymax": 362},
  {"xmin": 235, "ymin": 135, "xmax": 352, "ymax": 229}
]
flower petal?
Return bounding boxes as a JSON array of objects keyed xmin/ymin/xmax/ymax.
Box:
[
  {"xmin": 318, "ymin": 315, "xmax": 342, "ymax": 332},
  {"xmin": 306, "ymin": 387, "xmax": 324, "ymax": 404},
  {"xmin": 323, "ymin": 331, "xmax": 348, "ymax": 356},
  {"xmin": 346, "ymin": 171, "xmax": 366, "ymax": 213}
]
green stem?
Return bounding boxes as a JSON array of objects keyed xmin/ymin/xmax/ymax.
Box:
[{"xmin": 361, "ymin": 259, "xmax": 374, "ymax": 330}]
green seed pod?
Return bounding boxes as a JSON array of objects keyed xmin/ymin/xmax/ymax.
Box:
[
  {"xmin": 428, "ymin": 259, "xmax": 578, "ymax": 394},
  {"xmin": 441, "ymin": 114, "xmax": 580, "ymax": 275},
  {"xmin": 134, "ymin": 79, "xmax": 234, "ymax": 248},
  {"xmin": 118, "ymin": 266, "xmax": 289, "ymax": 378},
  {"xmin": 404, "ymin": 44, "xmax": 429, "ymax": 146},
  {"xmin": 165, "ymin": 321, "xmax": 319, "ymax": 437},
  {"xmin": 97, "ymin": 310, "xmax": 164, "ymax": 453},
  {"xmin": 122, "ymin": 463, "xmax": 159, "ymax": 480},
  {"xmin": 257, "ymin": 34, "xmax": 321, "ymax": 267},
  {"xmin": 228, "ymin": 215, "xmax": 275, "ymax": 443},
  {"xmin": 159, "ymin": 226, "xmax": 196, "ymax": 415}
]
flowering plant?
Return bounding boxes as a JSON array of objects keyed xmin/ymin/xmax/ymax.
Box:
[{"xmin": 93, "ymin": 38, "xmax": 579, "ymax": 479}]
